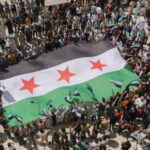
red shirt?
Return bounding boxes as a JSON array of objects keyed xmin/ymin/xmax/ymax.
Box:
[
  {"xmin": 127, "ymin": 125, "xmax": 136, "ymax": 132},
  {"xmin": 146, "ymin": 63, "xmax": 150, "ymax": 71},
  {"xmin": 114, "ymin": 112, "xmax": 124, "ymax": 118},
  {"xmin": 105, "ymin": 4, "xmax": 113, "ymax": 12},
  {"xmin": 129, "ymin": 62, "xmax": 136, "ymax": 70}
]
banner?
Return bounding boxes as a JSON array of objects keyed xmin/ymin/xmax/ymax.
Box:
[{"xmin": 45, "ymin": 0, "xmax": 71, "ymax": 6}]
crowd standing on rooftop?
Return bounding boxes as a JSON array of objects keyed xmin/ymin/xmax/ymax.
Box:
[{"xmin": 0, "ymin": 0, "xmax": 150, "ymax": 150}]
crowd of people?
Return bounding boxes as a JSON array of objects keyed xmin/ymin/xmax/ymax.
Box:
[
  {"xmin": 0, "ymin": 0, "xmax": 150, "ymax": 150},
  {"xmin": 0, "ymin": 0, "xmax": 149, "ymax": 69}
]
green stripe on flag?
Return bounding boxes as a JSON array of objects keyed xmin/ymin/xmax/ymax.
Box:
[{"xmin": 4, "ymin": 65, "xmax": 139, "ymax": 127}]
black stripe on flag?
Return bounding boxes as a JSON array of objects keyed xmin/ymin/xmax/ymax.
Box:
[{"xmin": 0, "ymin": 41, "xmax": 114, "ymax": 79}]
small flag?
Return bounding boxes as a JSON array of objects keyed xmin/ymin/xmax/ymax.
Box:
[
  {"xmin": 130, "ymin": 44, "xmax": 140, "ymax": 48},
  {"xmin": 134, "ymin": 9, "xmax": 141, "ymax": 18},
  {"xmin": 8, "ymin": 114, "xmax": 22, "ymax": 123},
  {"xmin": 110, "ymin": 79, "xmax": 123, "ymax": 88},
  {"xmin": 125, "ymin": 31, "xmax": 132, "ymax": 41},
  {"xmin": 110, "ymin": 25, "xmax": 118, "ymax": 33},
  {"xmin": 119, "ymin": 15, "xmax": 126, "ymax": 22},
  {"xmin": 86, "ymin": 84, "xmax": 94, "ymax": 94},
  {"xmin": 69, "ymin": 89, "xmax": 80, "ymax": 96},
  {"xmin": 130, "ymin": 81, "xmax": 140, "ymax": 86},
  {"xmin": 107, "ymin": 23, "xmax": 116, "ymax": 27},
  {"xmin": 65, "ymin": 96, "xmax": 73, "ymax": 103},
  {"xmin": 47, "ymin": 99, "xmax": 53, "ymax": 108}
]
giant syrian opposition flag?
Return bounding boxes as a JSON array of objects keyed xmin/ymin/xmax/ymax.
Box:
[{"xmin": 0, "ymin": 41, "xmax": 139, "ymax": 126}]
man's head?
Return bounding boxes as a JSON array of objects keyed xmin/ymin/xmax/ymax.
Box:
[{"xmin": 7, "ymin": 143, "xmax": 12, "ymax": 147}]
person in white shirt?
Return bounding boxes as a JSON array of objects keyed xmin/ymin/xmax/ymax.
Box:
[
  {"xmin": 96, "ymin": 6, "xmax": 101, "ymax": 14},
  {"xmin": 117, "ymin": 40, "xmax": 124, "ymax": 52},
  {"xmin": 92, "ymin": 14, "xmax": 98, "ymax": 22},
  {"xmin": 144, "ymin": 54, "xmax": 150, "ymax": 63},
  {"xmin": 130, "ymin": 129, "xmax": 147, "ymax": 144},
  {"xmin": 15, "ymin": 2, "xmax": 21, "ymax": 16},
  {"xmin": 134, "ymin": 96, "xmax": 146, "ymax": 108},
  {"xmin": 0, "ymin": 20, "xmax": 6, "ymax": 38},
  {"xmin": 112, "ymin": 36, "xmax": 117, "ymax": 46},
  {"xmin": 7, "ymin": 143, "xmax": 16, "ymax": 150},
  {"xmin": 91, "ymin": 5, "xmax": 96, "ymax": 14},
  {"xmin": 37, "ymin": 128, "xmax": 49, "ymax": 144},
  {"xmin": 76, "ymin": 6, "xmax": 82, "ymax": 16},
  {"xmin": 111, "ymin": 12, "xmax": 116, "ymax": 21},
  {"xmin": 7, "ymin": 36, "xmax": 17, "ymax": 51},
  {"xmin": 38, "ymin": 14, "xmax": 44, "ymax": 24},
  {"xmin": 90, "ymin": 139, "xmax": 100, "ymax": 148},
  {"xmin": 136, "ymin": 1, "xmax": 141, "ymax": 10}
]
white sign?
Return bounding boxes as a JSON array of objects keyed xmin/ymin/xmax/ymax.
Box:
[
  {"xmin": 45, "ymin": 0, "xmax": 71, "ymax": 6},
  {"xmin": 0, "ymin": 0, "xmax": 71, "ymax": 5}
]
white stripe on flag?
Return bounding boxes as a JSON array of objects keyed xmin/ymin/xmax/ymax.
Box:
[{"xmin": 1, "ymin": 47, "xmax": 126, "ymax": 106}]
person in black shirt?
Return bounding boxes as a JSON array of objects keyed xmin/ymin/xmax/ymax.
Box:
[
  {"xmin": 0, "ymin": 3, "xmax": 5, "ymax": 18},
  {"xmin": 5, "ymin": 19, "xmax": 14, "ymax": 35},
  {"xmin": 35, "ymin": 0, "xmax": 40, "ymax": 6},
  {"xmin": 10, "ymin": 0, "xmax": 17, "ymax": 16},
  {"xmin": 40, "ymin": 0, "xmax": 45, "ymax": 7},
  {"xmin": 51, "ymin": 112, "xmax": 56, "ymax": 126},
  {"xmin": 0, "ymin": 143, "xmax": 4, "ymax": 150},
  {"xmin": 45, "ymin": 40, "xmax": 53, "ymax": 52}
]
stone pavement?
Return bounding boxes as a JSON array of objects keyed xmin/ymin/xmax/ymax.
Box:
[{"xmin": 0, "ymin": 125, "xmax": 145, "ymax": 150}]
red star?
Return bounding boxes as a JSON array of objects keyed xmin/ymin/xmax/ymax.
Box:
[
  {"xmin": 90, "ymin": 59, "xmax": 107, "ymax": 71},
  {"xmin": 20, "ymin": 77, "xmax": 40, "ymax": 94},
  {"xmin": 57, "ymin": 66, "xmax": 75, "ymax": 83}
]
